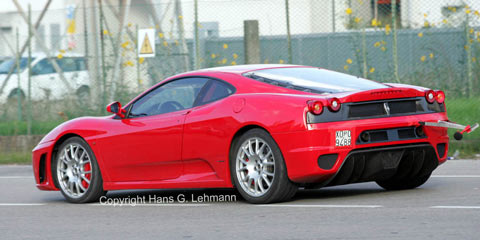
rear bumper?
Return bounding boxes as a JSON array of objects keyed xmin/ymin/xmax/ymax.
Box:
[{"xmin": 272, "ymin": 113, "xmax": 448, "ymax": 183}]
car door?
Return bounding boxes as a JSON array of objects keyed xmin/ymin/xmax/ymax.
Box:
[
  {"xmin": 99, "ymin": 77, "xmax": 209, "ymax": 182},
  {"xmin": 182, "ymin": 79, "xmax": 236, "ymax": 182}
]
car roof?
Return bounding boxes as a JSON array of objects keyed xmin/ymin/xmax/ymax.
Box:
[{"xmin": 193, "ymin": 64, "xmax": 314, "ymax": 75}]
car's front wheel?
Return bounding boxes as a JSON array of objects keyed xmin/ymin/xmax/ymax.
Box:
[
  {"xmin": 230, "ymin": 129, "xmax": 297, "ymax": 203},
  {"xmin": 52, "ymin": 137, "xmax": 106, "ymax": 203}
]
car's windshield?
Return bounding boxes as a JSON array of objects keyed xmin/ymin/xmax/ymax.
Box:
[
  {"xmin": 245, "ymin": 67, "xmax": 388, "ymax": 93},
  {"xmin": 0, "ymin": 57, "xmax": 32, "ymax": 74}
]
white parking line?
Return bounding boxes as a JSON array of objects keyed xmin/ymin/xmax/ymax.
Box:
[
  {"xmin": 256, "ymin": 204, "xmax": 383, "ymax": 208},
  {"xmin": 430, "ymin": 206, "xmax": 480, "ymax": 209},
  {"xmin": 431, "ymin": 175, "xmax": 480, "ymax": 178},
  {"xmin": 0, "ymin": 203, "xmax": 45, "ymax": 206},
  {"xmin": 0, "ymin": 176, "xmax": 32, "ymax": 179}
]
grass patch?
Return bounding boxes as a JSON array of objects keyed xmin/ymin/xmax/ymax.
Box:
[
  {"xmin": 445, "ymin": 97, "xmax": 480, "ymax": 158},
  {"xmin": 0, "ymin": 121, "xmax": 63, "ymax": 136},
  {"xmin": 0, "ymin": 152, "xmax": 32, "ymax": 165}
]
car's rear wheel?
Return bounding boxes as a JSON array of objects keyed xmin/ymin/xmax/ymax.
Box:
[
  {"xmin": 376, "ymin": 172, "xmax": 432, "ymax": 190},
  {"xmin": 230, "ymin": 129, "xmax": 297, "ymax": 203},
  {"xmin": 53, "ymin": 137, "xmax": 106, "ymax": 203}
]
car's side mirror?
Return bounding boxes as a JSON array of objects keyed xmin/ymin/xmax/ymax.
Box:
[{"xmin": 106, "ymin": 101, "xmax": 126, "ymax": 118}]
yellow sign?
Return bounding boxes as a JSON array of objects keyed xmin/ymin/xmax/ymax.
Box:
[{"xmin": 138, "ymin": 29, "xmax": 156, "ymax": 58}]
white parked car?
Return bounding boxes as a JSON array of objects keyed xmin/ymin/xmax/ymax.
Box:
[{"xmin": 0, "ymin": 53, "xmax": 90, "ymax": 103}]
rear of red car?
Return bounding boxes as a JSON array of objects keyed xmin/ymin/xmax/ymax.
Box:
[{"xmin": 245, "ymin": 67, "xmax": 448, "ymax": 188}]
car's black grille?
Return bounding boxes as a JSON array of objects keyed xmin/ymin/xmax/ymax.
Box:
[
  {"xmin": 307, "ymin": 97, "xmax": 445, "ymax": 124},
  {"xmin": 348, "ymin": 99, "xmax": 419, "ymax": 119}
]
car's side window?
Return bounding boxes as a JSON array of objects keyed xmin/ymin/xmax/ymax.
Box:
[
  {"xmin": 32, "ymin": 59, "xmax": 55, "ymax": 75},
  {"xmin": 58, "ymin": 57, "xmax": 78, "ymax": 72},
  {"xmin": 129, "ymin": 78, "xmax": 209, "ymax": 117},
  {"xmin": 196, "ymin": 79, "xmax": 235, "ymax": 106}
]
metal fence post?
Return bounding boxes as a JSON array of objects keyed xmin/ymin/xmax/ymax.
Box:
[
  {"xmin": 27, "ymin": 4, "xmax": 32, "ymax": 136},
  {"xmin": 285, "ymin": 0, "xmax": 292, "ymax": 64},
  {"xmin": 15, "ymin": 28, "xmax": 22, "ymax": 122},
  {"xmin": 392, "ymin": 0, "xmax": 400, "ymax": 83},
  {"xmin": 194, "ymin": 0, "xmax": 200, "ymax": 69}
]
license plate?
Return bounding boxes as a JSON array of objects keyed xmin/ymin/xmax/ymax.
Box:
[{"xmin": 336, "ymin": 130, "xmax": 351, "ymax": 147}]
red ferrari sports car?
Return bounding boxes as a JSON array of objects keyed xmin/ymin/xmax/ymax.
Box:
[{"xmin": 33, "ymin": 64, "xmax": 450, "ymax": 203}]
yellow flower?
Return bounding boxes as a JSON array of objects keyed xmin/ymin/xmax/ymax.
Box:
[
  {"xmin": 420, "ymin": 56, "xmax": 426, "ymax": 62},
  {"xmin": 344, "ymin": 65, "xmax": 349, "ymax": 70},
  {"xmin": 158, "ymin": 32, "xmax": 164, "ymax": 38},
  {"xmin": 449, "ymin": 7, "xmax": 456, "ymax": 13},
  {"xmin": 123, "ymin": 61, "xmax": 134, "ymax": 67},
  {"xmin": 418, "ymin": 32, "xmax": 424, "ymax": 38},
  {"xmin": 57, "ymin": 54, "xmax": 64, "ymax": 59},
  {"xmin": 139, "ymin": 57, "xmax": 145, "ymax": 64},
  {"xmin": 470, "ymin": 28, "xmax": 474, "ymax": 34},
  {"xmin": 385, "ymin": 24, "xmax": 391, "ymax": 35},
  {"xmin": 103, "ymin": 29, "xmax": 109, "ymax": 35},
  {"xmin": 346, "ymin": 58, "xmax": 353, "ymax": 64},
  {"xmin": 163, "ymin": 41, "xmax": 168, "ymax": 47},
  {"xmin": 121, "ymin": 41, "xmax": 130, "ymax": 49},
  {"xmin": 279, "ymin": 59, "xmax": 285, "ymax": 64},
  {"xmin": 211, "ymin": 53, "xmax": 217, "ymax": 59},
  {"xmin": 442, "ymin": 19, "xmax": 448, "ymax": 24},
  {"xmin": 127, "ymin": 23, "xmax": 132, "ymax": 27},
  {"xmin": 223, "ymin": 43, "xmax": 228, "ymax": 49},
  {"xmin": 59, "ymin": 49, "xmax": 66, "ymax": 53},
  {"xmin": 381, "ymin": 47, "xmax": 386, "ymax": 52},
  {"xmin": 178, "ymin": 15, "xmax": 183, "ymax": 20},
  {"xmin": 374, "ymin": 42, "xmax": 381, "ymax": 47},
  {"xmin": 424, "ymin": 21, "xmax": 429, "ymax": 27},
  {"xmin": 222, "ymin": 58, "xmax": 227, "ymax": 64},
  {"xmin": 233, "ymin": 53, "xmax": 238, "ymax": 59},
  {"xmin": 369, "ymin": 67, "xmax": 375, "ymax": 73},
  {"xmin": 354, "ymin": 17, "xmax": 361, "ymax": 23},
  {"xmin": 429, "ymin": 53, "xmax": 434, "ymax": 59},
  {"xmin": 466, "ymin": 9, "xmax": 471, "ymax": 14},
  {"xmin": 475, "ymin": 10, "xmax": 480, "ymax": 16},
  {"xmin": 231, "ymin": 61, "xmax": 237, "ymax": 65},
  {"xmin": 371, "ymin": 18, "xmax": 378, "ymax": 27},
  {"xmin": 346, "ymin": 8, "xmax": 353, "ymax": 15},
  {"xmin": 423, "ymin": 13, "xmax": 428, "ymax": 18}
]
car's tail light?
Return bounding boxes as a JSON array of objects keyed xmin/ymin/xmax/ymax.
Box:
[
  {"xmin": 425, "ymin": 90, "xmax": 436, "ymax": 104},
  {"xmin": 328, "ymin": 98, "xmax": 341, "ymax": 112},
  {"xmin": 308, "ymin": 100, "xmax": 324, "ymax": 115},
  {"xmin": 435, "ymin": 90, "xmax": 445, "ymax": 104}
]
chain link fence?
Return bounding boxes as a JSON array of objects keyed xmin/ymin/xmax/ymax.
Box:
[{"xmin": 0, "ymin": 0, "xmax": 479, "ymax": 161}]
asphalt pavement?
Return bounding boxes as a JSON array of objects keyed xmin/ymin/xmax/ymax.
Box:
[{"xmin": 0, "ymin": 160, "xmax": 479, "ymax": 240}]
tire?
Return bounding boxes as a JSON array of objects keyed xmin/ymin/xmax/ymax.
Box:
[
  {"xmin": 76, "ymin": 86, "xmax": 90, "ymax": 102},
  {"xmin": 52, "ymin": 137, "xmax": 106, "ymax": 203},
  {"xmin": 7, "ymin": 89, "xmax": 25, "ymax": 102},
  {"xmin": 230, "ymin": 128, "xmax": 297, "ymax": 204},
  {"xmin": 376, "ymin": 172, "xmax": 432, "ymax": 190}
]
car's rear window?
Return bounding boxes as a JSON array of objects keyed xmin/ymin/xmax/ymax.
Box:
[{"xmin": 244, "ymin": 67, "xmax": 388, "ymax": 93}]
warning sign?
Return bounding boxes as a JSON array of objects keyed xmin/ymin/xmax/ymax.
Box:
[{"xmin": 138, "ymin": 28, "xmax": 155, "ymax": 58}]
